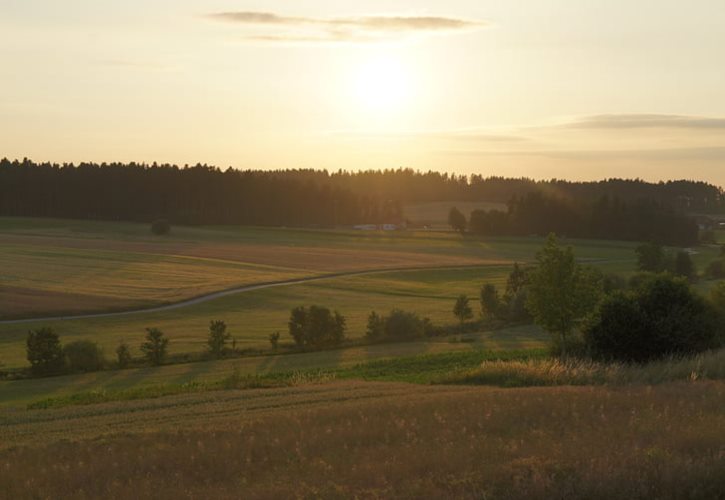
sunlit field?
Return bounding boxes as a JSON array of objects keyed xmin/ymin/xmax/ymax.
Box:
[
  {"xmin": 0, "ymin": 216, "xmax": 644, "ymax": 319},
  {"xmin": 0, "ymin": 216, "xmax": 651, "ymax": 369},
  {"xmin": 0, "ymin": 216, "xmax": 497, "ymax": 318},
  {"xmin": 1, "ymin": 380, "xmax": 722, "ymax": 499}
]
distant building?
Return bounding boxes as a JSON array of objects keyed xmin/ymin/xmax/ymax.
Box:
[{"xmin": 352, "ymin": 223, "xmax": 404, "ymax": 231}]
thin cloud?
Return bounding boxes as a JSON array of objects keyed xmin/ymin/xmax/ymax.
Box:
[
  {"xmin": 442, "ymin": 146, "xmax": 725, "ymax": 161},
  {"xmin": 206, "ymin": 11, "xmax": 486, "ymax": 43},
  {"xmin": 94, "ymin": 59, "xmax": 170, "ymax": 70},
  {"xmin": 324, "ymin": 129, "xmax": 528, "ymax": 143},
  {"xmin": 561, "ymin": 114, "xmax": 725, "ymax": 130}
]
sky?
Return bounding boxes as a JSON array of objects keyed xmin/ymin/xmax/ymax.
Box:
[{"xmin": 1, "ymin": 0, "xmax": 724, "ymax": 186}]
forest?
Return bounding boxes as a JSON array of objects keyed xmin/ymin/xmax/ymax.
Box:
[
  {"xmin": 0, "ymin": 158, "xmax": 721, "ymax": 242},
  {"xmin": 467, "ymin": 192, "xmax": 701, "ymax": 246}
]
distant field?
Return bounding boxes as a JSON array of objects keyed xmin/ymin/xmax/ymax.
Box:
[
  {"xmin": 0, "ymin": 256, "xmax": 636, "ymax": 369},
  {"xmin": 1, "ymin": 216, "xmax": 555, "ymax": 318},
  {"xmin": 0, "ymin": 325, "xmax": 546, "ymax": 407},
  {"xmin": 404, "ymin": 200, "xmax": 506, "ymax": 228},
  {"xmin": 1, "ymin": 380, "xmax": 722, "ymax": 498}
]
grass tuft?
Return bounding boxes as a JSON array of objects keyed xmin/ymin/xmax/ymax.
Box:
[{"xmin": 438, "ymin": 349, "xmax": 725, "ymax": 387}]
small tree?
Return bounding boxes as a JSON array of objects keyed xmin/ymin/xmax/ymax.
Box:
[
  {"xmin": 526, "ymin": 234, "xmax": 602, "ymax": 354},
  {"xmin": 674, "ymin": 251, "xmax": 696, "ymax": 281},
  {"xmin": 116, "ymin": 342, "xmax": 132, "ymax": 368},
  {"xmin": 269, "ymin": 331, "xmax": 280, "ymax": 350},
  {"xmin": 366, "ymin": 311, "xmax": 385, "ymax": 341},
  {"xmin": 288, "ymin": 306, "xmax": 346, "ymax": 348},
  {"xmin": 26, "ymin": 327, "xmax": 64, "ymax": 376},
  {"xmin": 505, "ymin": 263, "xmax": 528, "ymax": 297},
  {"xmin": 141, "ymin": 327, "xmax": 169, "ymax": 366},
  {"xmin": 453, "ymin": 294, "xmax": 473, "ymax": 327},
  {"xmin": 448, "ymin": 207, "xmax": 467, "ymax": 234},
  {"xmin": 64, "ymin": 340, "xmax": 104, "ymax": 373},
  {"xmin": 503, "ymin": 263, "xmax": 531, "ymax": 321},
  {"xmin": 635, "ymin": 242, "xmax": 668, "ymax": 272},
  {"xmin": 207, "ymin": 320, "xmax": 231, "ymax": 358},
  {"xmin": 480, "ymin": 284, "xmax": 501, "ymax": 320}
]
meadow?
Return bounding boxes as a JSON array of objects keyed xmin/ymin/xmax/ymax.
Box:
[
  {"xmin": 0, "ymin": 216, "xmax": 649, "ymax": 369},
  {"xmin": 1, "ymin": 380, "xmax": 722, "ymax": 499},
  {"xmin": 0, "ymin": 325, "xmax": 547, "ymax": 408},
  {"xmin": 1, "ymin": 217, "xmax": 724, "ymax": 499}
]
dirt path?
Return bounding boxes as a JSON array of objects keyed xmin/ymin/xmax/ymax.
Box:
[{"xmin": 0, "ymin": 264, "xmax": 497, "ymax": 325}]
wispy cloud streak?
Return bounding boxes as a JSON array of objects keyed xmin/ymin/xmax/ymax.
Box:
[
  {"xmin": 206, "ymin": 12, "xmax": 486, "ymax": 43},
  {"xmin": 561, "ymin": 114, "xmax": 725, "ymax": 130}
]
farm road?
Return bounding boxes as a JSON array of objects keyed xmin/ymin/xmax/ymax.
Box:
[{"xmin": 0, "ymin": 264, "xmax": 499, "ymax": 325}]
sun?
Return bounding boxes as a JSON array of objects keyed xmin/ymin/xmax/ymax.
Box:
[{"xmin": 353, "ymin": 56, "xmax": 410, "ymax": 113}]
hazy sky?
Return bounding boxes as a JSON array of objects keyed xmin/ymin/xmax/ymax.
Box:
[{"xmin": 1, "ymin": 1, "xmax": 724, "ymax": 186}]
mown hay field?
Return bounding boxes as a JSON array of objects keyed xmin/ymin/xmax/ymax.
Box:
[{"xmin": 1, "ymin": 380, "xmax": 722, "ymax": 499}]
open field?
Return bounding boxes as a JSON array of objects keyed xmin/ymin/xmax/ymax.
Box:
[
  {"xmin": 0, "ymin": 216, "xmax": 646, "ymax": 319},
  {"xmin": 0, "ymin": 216, "xmax": 651, "ymax": 370},
  {"xmin": 1, "ymin": 380, "xmax": 722, "ymax": 498},
  {"xmin": 0, "ymin": 325, "xmax": 546, "ymax": 407}
]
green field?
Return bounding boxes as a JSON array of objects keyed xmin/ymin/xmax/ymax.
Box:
[
  {"xmin": 1, "ymin": 217, "xmax": 723, "ymax": 498},
  {"xmin": 0, "ymin": 325, "xmax": 547, "ymax": 407},
  {"xmin": 0, "ymin": 217, "xmax": 650, "ymax": 370},
  {"xmin": 0, "ymin": 216, "xmax": 645, "ymax": 318}
]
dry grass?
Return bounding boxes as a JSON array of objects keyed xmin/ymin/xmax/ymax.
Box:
[
  {"xmin": 0, "ymin": 381, "xmax": 723, "ymax": 499},
  {"xmin": 439, "ymin": 349, "xmax": 725, "ymax": 387}
]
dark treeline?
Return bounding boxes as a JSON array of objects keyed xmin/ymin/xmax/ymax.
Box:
[
  {"xmin": 269, "ymin": 168, "xmax": 724, "ymax": 212},
  {"xmin": 469, "ymin": 192, "xmax": 700, "ymax": 246},
  {"xmin": 0, "ymin": 159, "xmax": 403, "ymax": 226},
  {"xmin": 1, "ymin": 158, "xmax": 722, "ymax": 229}
]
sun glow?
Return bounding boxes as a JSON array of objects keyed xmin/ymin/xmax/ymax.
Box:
[{"xmin": 353, "ymin": 56, "xmax": 411, "ymax": 114}]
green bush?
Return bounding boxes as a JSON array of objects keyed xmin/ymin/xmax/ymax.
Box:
[
  {"xmin": 116, "ymin": 342, "xmax": 132, "ymax": 368},
  {"xmin": 367, "ymin": 309, "xmax": 427, "ymax": 341},
  {"xmin": 584, "ymin": 275, "xmax": 720, "ymax": 363},
  {"xmin": 64, "ymin": 340, "xmax": 104, "ymax": 373},
  {"xmin": 269, "ymin": 331, "xmax": 280, "ymax": 350},
  {"xmin": 453, "ymin": 295, "xmax": 473, "ymax": 326},
  {"xmin": 26, "ymin": 328, "xmax": 64, "ymax": 376},
  {"xmin": 384, "ymin": 309, "xmax": 426, "ymax": 340},
  {"xmin": 288, "ymin": 306, "xmax": 345, "ymax": 348},
  {"xmin": 635, "ymin": 242, "xmax": 668, "ymax": 272},
  {"xmin": 706, "ymin": 258, "xmax": 725, "ymax": 279},
  {"xmin": 673, "ymin": 250, "xmax": 696, "ymax": 281}
]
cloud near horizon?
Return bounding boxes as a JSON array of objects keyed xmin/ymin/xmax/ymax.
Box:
[
  {"xmin": 560, "ymin": 114, "xmax": 725, "ymax": 130},
  {"xmin": 206, "ymin": 11, "xmax": 486, "ymax": 43}
]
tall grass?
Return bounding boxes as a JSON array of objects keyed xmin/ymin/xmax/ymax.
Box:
[
  {"xmin": 25, "ymin": 349, "xmax": 544, "ymax": 410},
  {"xmin": 2, "ymin": 381, "xmax": 723, "ymax": 499},
  {"xmin": 438, "ymin": 349, "xmax": 725, "ymax": 387}
]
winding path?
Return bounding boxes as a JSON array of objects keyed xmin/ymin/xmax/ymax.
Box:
[{"xmin": 0, "ymin": 264, "xmax": 498, "ymax": 326}]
